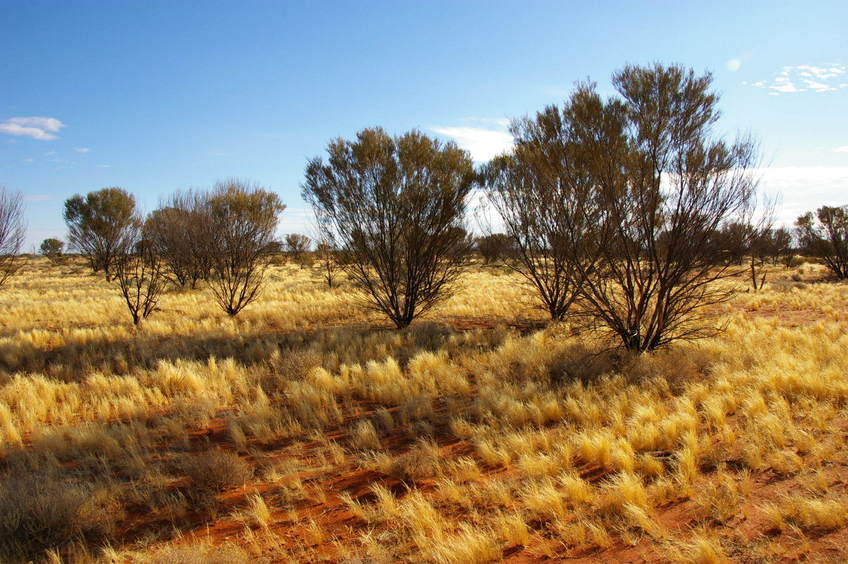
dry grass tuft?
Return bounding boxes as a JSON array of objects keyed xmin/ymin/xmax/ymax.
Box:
[
  {"xmin": 184, "ymin": 449, "xmax": 253, "ymax": 491},
  {"xmin": 762, "ymin": 494, "xmax": 848, "ymax": 533}
]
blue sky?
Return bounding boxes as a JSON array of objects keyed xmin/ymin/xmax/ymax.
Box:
[{"xmin": 2, "ymin": 0, "xmax": 847, "ymax": 248}]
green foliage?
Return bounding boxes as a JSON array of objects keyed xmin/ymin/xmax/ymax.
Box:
[
  {"xmin": 796, "ymin": 205, "xmax": 848, "ymax": 279},
  {"xmin": 145, "ymin": 195, "xmax": 212, "ymax": 288},
  {"xmin": 475, "ymin": 233, "xmax": 514, "ymax": 264},
  {"xmin": 39, "ymin": 238, "xmax": 64, "ymax": 261},
  {"xmin": 63, "ymin": 187, "xmax": 138, "ymax": 279},
  {"xmin": 303, "ymin": 128, "xmax": 474, "ymax": 328},
  {"xmin": 206, "ymin": 180, "xmax": 285, "ymax": 316},
  {"xmin": 482, "ymin": 63, "xmax": 759, "ymax": 350}
]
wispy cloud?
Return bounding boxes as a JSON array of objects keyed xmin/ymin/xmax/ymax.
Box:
[
  {"xmin": 96, "ymin": 164, "xmax": 112, "ymax": 168},
  {"xmin": 277, "ymin": 206, "xmax": 316, "ymax": 238},
  {"xmin": 430, "ymin": 122, "xmax": 513, "ymax": 162},
  {"xmin": 726, "ymin": 58, "xmax": 742, "ymax": 72},
  {"xmin": 0, "ymin": 116, "xmax": 64, "ymax": 140},
  {"xmin": 74, "ymin": 147, "xmax": 90, "ymax": 153},
  {"xmin": 463, "ymin": 117, "xmax": 510, "ymax": 128},
  {"xmin": 834, "ymin": 146, "xmax": 848, "ymax": 153},
  {"xmin": 755, "ymin": 167, "xmax": 848, "ymax": 225},
  {"xmin": 746, "ymin": 63, "xmax": 847, "ymax": 96},
  {"xmin": 472, "ymin": 167, "xmax": 848, "ymax": 233},
  {"xmin": 24, "ymin": 194, "xmax": 52, "ymax": 202}
]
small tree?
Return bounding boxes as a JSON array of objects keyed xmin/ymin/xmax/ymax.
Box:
[
  {"xmin": 796, "ymin": 205, "xmax": 848, "ymax": 279},
  {"xmin": 474, "ymin": 233, "xmax": 514, "ymax": 264},
  {"xmin": 499, "ymin": 65, "xmax": 759, "ymax": 351},
  {"xmin": 207, "ymin": 180, "xmax": 285, "ymax": 316},
  {"xmin": 145, "ymin": 191, "xmax": 213, "ymax": 288},
  {"xmin": 285, "ymin": 233, "xmax": 312, "ymax": 268},
  {"xmin": 577, "ymin": 64, "xmax": 759, "ymax": 351},
  {"xmin": 748, "ymin": 228, "xmax": 773, "ymax": 291},
  {"xmin": 771, "ymin": 227, "xmax": 794, "ymax": 267},
  {"xmin": 738, "ymin": 196, "xmax": 776, "ymax": 291},
  {"xmin": 716, "ymin": 222, "xmax": 751, "ymax": 266},
  {"xmin": 113, "ymin": 224, "xmax": 165, "ymax": 326},
  {"xmin": 39, "ymin": 238, "xmax": 65, "ymax": 263},
  {"xmin": 316, "ymin": 240, "xmax": 339, "ymax": 288},
  {"xmin": 0, "ymin": 188, "xmax": 25, "ymax": 290},
  {"xmin": 303, "ymin": 128, "xmax": 474, "ymax": 328},
  {"xmin": 64, "ymin": 187, "xmax": 137, "ymax": 280},
  {"xmin": 481, "ymin": 103, "xmax": 597, "ymax": 321}
]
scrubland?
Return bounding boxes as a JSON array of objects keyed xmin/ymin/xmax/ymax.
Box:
[{"xmin": 1, "ymin": 257, "xmax": 847, "ymax": 563}]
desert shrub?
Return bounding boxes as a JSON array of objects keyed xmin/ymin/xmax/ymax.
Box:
[
  {"xmin": 796, "ymin": 205, "xmax": 848, "ymax": 279},
  {"xmin": 113, "ymin": 230, "xmax": 166, "ymax": 326},
  {"xmin": 63, "ymin": 187, "xmax": 137, "ymax": 280},
  {"xmin": 315, "ymin": 240, "xmax": 340, "ymax": 288},
  {"xmin": 350, "ymin": 419, "xmax": 382, "ymax": 450},
  {"xmin": 389, "ymin": 439, "xmax": 444, "ymax": 481},
  {"xmin": 267, "ymin": 348, "xmax": 322, "ymax": 389},
  {"xmin": 482, "ymin": 131, "xmax": 587, "ymax": 320},
  {"xmin": 285, "ymin": 233, "xmax": 312, "ymax": 268},
  {"xmin": 482, "ymin": 64, "xmax": 760, "ymax": 349},
  {"xmin": 0, "ymin": 187, "xmax": 25, "ymax": 289},
  {"xmin": 475, "ymin": 233, "xmax": 514, "ymax": 264},
  {"xmin": 296, "ymin": 252, "xmax": 315, "ymax": 269},
  {"xmin": 303, "ymin": 127, "xmax": 474, "ymax": 328},
  {"xmin": 145, "ymin": 190, "xmax": 213, "ymax": 288},
  {"xmin": 267, "ymin": 252, "xmax": 287, "ymax": 267},
  {"xmin": 0, "ymin": 473, "xmax": 116, "ymax": 561},
  {"xmin": 39, "ymin": 237, "xmax": 65, "ymax": 263},
  {"xmin": 206, "ymin": 180, "xmax": 286, "ymax": 316},
  {"xmin": 183, "ymin": 449, "xmax": 252, "ymax": 491}
]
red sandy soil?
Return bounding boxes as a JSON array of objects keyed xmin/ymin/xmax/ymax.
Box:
[
  {"xmin": 125, "ymin": 377, "xmax": 848, "ymax": 563},
  {"xmin": 20, "ymin": 301, "xmax": 847, "ymax": 562}
]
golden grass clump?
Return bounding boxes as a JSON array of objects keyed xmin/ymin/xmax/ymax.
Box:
[{"xmin": 762, "ymin": 494, "xmax": 848, "ymax": 533}]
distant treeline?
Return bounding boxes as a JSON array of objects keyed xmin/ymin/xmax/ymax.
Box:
[{"xmin": 1, "ymin": 63, "xmax": 846, "ymax": 350}]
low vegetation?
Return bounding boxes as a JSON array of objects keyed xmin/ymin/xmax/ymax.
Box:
[
  {"xmin": 1, "ymin": 64, "xmax": 846, "ymax": 563},
  {"xmin": 0, "ymin": 257, "xmax": 846, "ymax": 562}
]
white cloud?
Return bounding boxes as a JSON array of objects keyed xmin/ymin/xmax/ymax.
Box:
[
  {"xmin": 430, "ymin": 126, "xmax": 513, "ymax": 162},
  {"xmin": 463, "ymin": 117, "xmax": 510, "ymax": 128},
  {"xmin": 277, "ymin": 206, "xmax": 316, "ymax": 239},
  {"xmin": 771, "ymin": 81, "xmax": 799, "ymax": 93},
  {"xmin": 801, "ymin": 79, "xmax": 835, "ymax": 92},
  {"xmin": 834, "ymin": 146, "xmax": 848, "ymax": 153},
  {"xmin": 750, "ymin": 63, "xmax": 847, "ymax": 96},
  {"xmin": 24, "ymin": 194, "xmax": 51, "ymax": 202},
  {"xmin": 754, "ymin": 167, "xmax": 848, "ymax": 225},
  {"xmin": 96, "ymin": 164, "xmax": 112, "ymax": 168},
  {"xmin": 726, "ymin": 59, "xmax": 742, "ymax": 72},
  {"xmin": 74, "ymin": 147, "xmax": 90, "ymax": 153},
  {"xmin": 795, "ymin": 64, "xmax": 844, "ymax": 79},
  {"xmin": 469, "ymin": 167, "xmax": 848, "ymax": 235},
  {"xmin": 0, "ymin": 116, "xmax": 64, "ymax": 140}
]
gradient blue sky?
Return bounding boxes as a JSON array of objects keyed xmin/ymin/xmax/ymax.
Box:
[{"xmin": 2, "ymin": 0, "xmax": 847, "ymax": 248}]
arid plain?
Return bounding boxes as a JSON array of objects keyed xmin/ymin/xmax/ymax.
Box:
[{"xmin": 1, "ymin": 257, "xmax": 847, "ymax": 563}]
